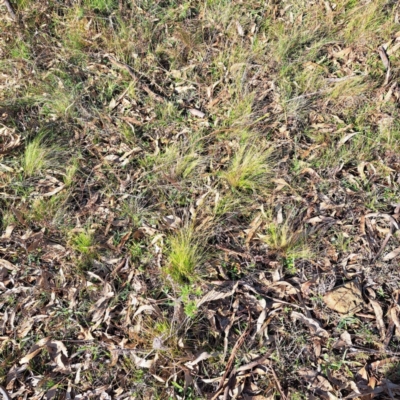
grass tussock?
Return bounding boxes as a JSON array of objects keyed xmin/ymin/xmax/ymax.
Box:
[
  {"xmin": 22, "ymin": 137, "xmax": 51, "ymax": 177},
  {"xmin": 165, "ymin": 228, "xmax": 203, "ymax": 284},
  {"xmin": 2, "ymin": 0, "xmax": 400, "ymax": 398},
  {"xmin": 221, "ymin": 144, "xmax": 272, "ymax": 192}
]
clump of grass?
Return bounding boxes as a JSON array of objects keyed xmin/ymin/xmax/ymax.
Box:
[
  {"xmin": 85, "ymin": 0, "xmax": 117, "ymax": 12},
  {"xmin": 328, "ymin": 76, "xmax": 370, "ymax": 100},
  {"xmin": 71, "ymin": 231, "xmax": 94, "ymax": 255},
  {"xmin": 64, "ymin": 159, "xmax": 79, "ymax": 187},
  {"xmin": 10, "ymin": 41, "xmax": 30, "ymax": 60},
  {"xmin": 160, "ymin": 146, "xmax": 201, "ymax": 179},
  {"xmin": 220, "ymin": 144, "xmax": 272, "ymax": 192},
  {"xmin": 29, "ymin": 195, "xmax": 66, "ymax": 227},
  {"xmin": 23, "ymin": 137, "xmax": 50, "ymax": 177},
  {"xmin": 165, "ymin": 229, "xmax": 203, "ymax": 284},
  {"xmin": 261, "ymin": 222, "xmax": 311, "ymax": 261}
]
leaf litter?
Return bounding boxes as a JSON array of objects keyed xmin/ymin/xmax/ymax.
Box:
[{"xmin": 1, "ymin": 0, "xmax": 400, "ymax": 399}]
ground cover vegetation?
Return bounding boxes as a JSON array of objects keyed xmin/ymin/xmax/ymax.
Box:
[{"xmin": 1, "ymin": 0, "xmax": 400, "ymax": 398}]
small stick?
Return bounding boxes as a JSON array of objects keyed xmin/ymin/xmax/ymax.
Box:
[{"xmin": 3, "ymin": 0, "xmax": 16, "ymax": 20}]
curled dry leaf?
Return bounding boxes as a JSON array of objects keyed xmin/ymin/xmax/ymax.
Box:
[
  {"xmin": 1, "ymin": 225, "xmax": 15, "ymax": 239},
  {"xmin": 16, "ymin": 318, "xmax": 34, "ymax": 338},
  {"xmin": 236, "ymin": 21, "xmax": 244, "ymax": 36},
  {"xmin": 0, "ymin": 127, "xmax": 21, "ymax": 154},
  {"xmin": 89, "ymin": 283, "xmax": 114, "ymax": 323},
  {"xmin": 300, "ymin": 167, "xmax": 320, "ymax": 180},
  {"xmin": 6, "ymin": 364, "xmax": 27, "ymax": 390},
  {"xmin": 298, "ymin": 368, "xmax": 336, "ymax": 397},
  {"xmin": 333, "ymin": 331, "xmax": 352, "ymax": 349},
  {"xmin": 337, "ymin": 132, "xmax": 358, "ymax": 148}
]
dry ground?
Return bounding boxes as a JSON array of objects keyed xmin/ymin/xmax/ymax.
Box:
[{"xmin": 1, "ymin": 0, "xmax": 400, "ymax": 399}]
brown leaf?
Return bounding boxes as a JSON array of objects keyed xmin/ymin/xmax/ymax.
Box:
[
  {"xmin": 20, "ymin": 337, "xmax": 50, "ymax": 364},
  {"xmin": 1, "ymin": 225, "xmax": 15, "ymax": 239},
  {"xmin": 323, "ymin": 281, "xmax": 364, "ymax": 314},
  {"xmin": 185, "ymin": 352, "xmax": 214, "ymax": 369},
  {"xmin": 378, "ymin": 46, "xmax": 390, "ymax": 70},
  {"xmin": 383, "ymin": 247, "xmax": 400, "ymax": 261},
  {"xmin": 16, "ymin": 318, "xmax": 34, "ymax": 338},
  {"xmin": 89, "ymin": 283, "xmax": 114, "ymax": 323},
  {"xmin": 244, "ymin": 213, "xmax": 263, "ymax": 247},
  {"xmin": 236, "ymin": 21, "xmax": 244, "ymax": 36},
  {"xmin": 131, "ymin": 353, "xmax": 157, "ymax": 369},
  {"xmin": 369, "ymin": 299, "xmax": 386, "ymax": 340},
  {"xmin": 333, "ymin": 331, "xmax": 352, "ymax": 349},
  {"xmin": 46, "ymin": 340, "xmax": 70, "ymax": 373},
  {"xmin": 300, "ymin": 167, "xmax": 320, "ymax": 180},
  {"xmin": 0, "ymin": 127, "xmax": 21, "ymax": 154},
  {"xmin": 42, "ymin": 184, "xmax": 65, "ymax": 197},
  {"xmin": 0, "ymin": 259, "xmax": 17, "ymax": 271},
  {"xmin": 197, "ymin": 282, "xmax": 239, "ymax": 307},
  {"xmin": 298, "ymin": 368, "xmax": 333, "ymax": 391}
]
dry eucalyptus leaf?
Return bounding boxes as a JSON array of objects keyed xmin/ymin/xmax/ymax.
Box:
[
  {"xmin": 383, "ymin": 247, "xmax": 400, "ymax": 261},
  {"xmin": 0, "ymin": 259, "xmax": 17, "ymax": 271},
  {"xmin": 323, "ymin": 281, "xmax": 364, "ymax": 314},
  {"xmin": 291, "ymin": 311, "xmax": 329, "ymax": 338},
  {"xmin": 20, "ymin": 337, "xmax": 50, "ymax": 364},
  {"xmin": 197, "ymin": 282, "xmax": 239, "ymax": 307},
  {"xmin": 188, "ymin": 108, "xmax": 205, "ymax": 118},
  {"xmin": 46, "ymin": 340, "xmax": 70, "ymax": 373},
  {"xmin": 131, "ymin": 353, "xmax": 157, "ymax": 369},
  {"xmin": 369, "ymin": 299, "xmax": 385, "ymax": 340}
]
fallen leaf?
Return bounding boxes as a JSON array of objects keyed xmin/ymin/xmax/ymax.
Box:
[
  {"xmin": 20, "ymin": 337, "xmax": 50, "ymax": 364},
  {"xmin": 185, "ymin": 352, "xmax": 214, "ymax": 369},
  {"xmin": 324, "ymin": 281, "xmax": 364, "ymax": 314},
  {"xmin": 46, "ymin": 340, "xmax": 70, "ymax": 373},
  {"xmin": 1, "ymin": 225, "xmax": 15, "ymax": 239},
  {"xmin": 337, "ymin": 132, "xmax": 358, "ymax": 148},
  {"xmin": 188, "ymin": 108, "xmax": 205, "ymax": 118},
  {"xmin": 0, "ymin": 259, "xmax": 17, "ymax": 271},
  {"xmin": 131, "ymin": 353, "xmax": 157, "ymax": 369},
  {"xmin": 383, "ymin": 247, "xmax": 400, "ymax": 261},
  {"xmin": 369, "ymin": 299, "xmax": 385, "ymax": 340},
  {"xmin": 197, "ymin": 282, "xmax": 239, "ymax": 306},
  {"xmin": 236, "ymin": 21, "xmax": 244, "ymax": 36},
  {"xmin": 291, "ymin": 311, "xmax": 329, "ymax": 338}
]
